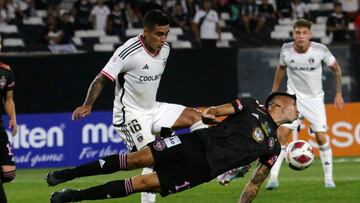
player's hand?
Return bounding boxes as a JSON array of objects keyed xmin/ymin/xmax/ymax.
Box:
[
  {"xmin": 8, "ymin": 119, "xmax": 17, "ymax": 136},
  {"xmin": 72, "ymin": 105, "xmax": 92, "ymax": 121},
  {"xmin": 201, "ymin": 107, "xmax": 221, "ymax": 125},
  {"xmin": 334, "ymin": 93, "xmax": 344, "ymax": 110}
]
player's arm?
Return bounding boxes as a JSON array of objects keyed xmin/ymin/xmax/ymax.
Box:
[
  {"xmin": 201, "ymin": 103, "xmax": 235, "ymax": 124},
  {"xmin": 329, "ymin": 62, "xmax": 344, "ymax": 110},
  {"xmin": 72, "ymin": 73, "xmax": 108, "ymax": 120},
  {"xmin": 238, "ymin": 163, "xmax": 270, "ymax": 203},
  {"xmin": 271, "ymin": 65, "xmax": 286, "ymax": 92},
  {"xmin": 4, "ymin": 90, "xmax": 17, "ymax": 136}
]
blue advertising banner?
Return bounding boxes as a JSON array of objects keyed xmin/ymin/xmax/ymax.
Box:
[{"xmin": 7, "ymin": 112, "xmax": 128, "ymax": 168}]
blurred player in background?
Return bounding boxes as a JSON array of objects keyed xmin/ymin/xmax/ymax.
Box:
[
  {"xmin": 48, "ymin": 92, "xmax": 299, "ymax": 203},
  {"xmin": 267, "ymin": 19, "xmax": 344, "ymax": 189},
  {"xmin": 58, "ymin": 9, "xmax": 207, "ymax": 203},
  {"xmin": 0, "ymin": 62, "xmax": 18, "ymax": 202}
]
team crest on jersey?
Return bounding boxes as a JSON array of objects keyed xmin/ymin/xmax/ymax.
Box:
[
  {"xmin": 0, "ymin": 76, "xmax": 7, "ymax": 89},
  {"xmin": 268, "ymin": 137, "xmax": 275, "ymax": 150},
  {"xmin": 153, "ymin": 139, "xmax": 166, "ymax": 151},
  {"xmin": 111, "ymin": 56, "xmax": 118, "ymax": 64},
  {"xmin": 252, "ymin": 127, "xmax": 264, "ymax": 143},
  {"xmin": 308, "ymin": 57, "xmax": 315, "ymax": 64}
]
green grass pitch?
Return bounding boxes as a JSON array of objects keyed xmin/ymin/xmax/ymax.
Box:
[{"xmin": 4, "ymin": 158, "xmax": 360, "ymax": 203}]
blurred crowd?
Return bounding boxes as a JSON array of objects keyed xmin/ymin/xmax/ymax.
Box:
[{"xmin": 0, "ymin": 0, "xmax": 359, "ymax": 48}]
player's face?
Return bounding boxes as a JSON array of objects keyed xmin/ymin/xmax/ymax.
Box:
[
  {"xmin": 282, "ymin": 99, "xmax": 299, "ymax": 123},
  {"xmin": 144, "ymin": 25, "xmax": 170, "ymax": 52},
  {"xmin": 293, "ymin": 26, "xmax": 312, "ymax": 48}
]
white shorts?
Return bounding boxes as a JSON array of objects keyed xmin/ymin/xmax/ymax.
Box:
[
  {"xmin": 113, "ymin": 102, "xmax": 186, "ymax": 150},
  {"xmin": 281, "ymin": 98, "xmax": 327, "ymax": 132}
]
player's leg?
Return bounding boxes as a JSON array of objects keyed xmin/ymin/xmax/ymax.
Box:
[
  {"xmin": 0, "ymin": 180, "xmax": 6, "ymax": 203},
  {"xmin": 314, "ymin": 131, "xmax": 335, "ymax": 188},
  {"xmin": 153, "ymin": 103, "xmax": 208, "ymax": 135},
  {"xmin": 305, "ymin": 99, "xmax": 335, "ymax": 188},
  {"xmin": 46, "ymin": 147, "xmax": 155, "ymax": 186},
  {"xmin": 50, "ymin": 172, "xmax": 161, "ymax": 203}
]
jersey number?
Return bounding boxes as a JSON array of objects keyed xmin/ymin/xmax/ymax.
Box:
[{"xmin": 124, "ymin": 119, "xmax": 142, "ymax": 134}]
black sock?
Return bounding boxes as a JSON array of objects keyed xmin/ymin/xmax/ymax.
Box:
[
  {"xmin": 74, "ymin": 179, "xmax": 134, "ymax": 201},
  {"xmin": 58, "ymin": 154, "xmax": 126, "ymax": 180},
  {"xmin": 0, "ymin": 182, "xmax": 7, "ymax": 203}
]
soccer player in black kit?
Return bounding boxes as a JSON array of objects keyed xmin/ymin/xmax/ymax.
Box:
[
  {"xmin": 0, "ymin": 62, "xmax": 18, "ymax": 203},
  {"xmin": 48, "ymin": 92, "xmax": 298, "ymax": 203}
]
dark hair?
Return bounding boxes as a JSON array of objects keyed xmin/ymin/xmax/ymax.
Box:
[
  {"xmin": 265, "ymin": 92, "xmax": 297, "ymax": 108},
  {"xmin": 143, "ymin": 9, "xmax": 170, "ymax": 29},
  {"xmin": 334, "ymin": 2, "xmax": 342, "ymax": 7},
  {"xmin": 293, "ymin": 19, "xmax": 312, "ymax": 30}
]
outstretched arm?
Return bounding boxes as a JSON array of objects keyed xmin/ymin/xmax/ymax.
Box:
[
  {"xmin": 72, "ymin": 73, "xmax": 108, "ymax": 120},
  {"xmin": 201, "ymin": 103, "xmax": 235, "ymax": 125},
  {"xmin": 238, "ymin": 164, "xmax": 270, "ymax": 203},
  {"xmin": 271, "ymin": 65, "xmax": 286, "ymax": 92},
  {"xmin": 329, "ymin": 62, "xmax": 344, "ymax": 110}
]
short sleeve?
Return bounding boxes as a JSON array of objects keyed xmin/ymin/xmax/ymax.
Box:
[
  {"xmin": 259, "ymin": 153, "xmax": 279, "ymax": 169},
  {"xmin": 101, "ymin": 46, "xmax": 129, "ymax": 81},
  {"xmin": 6, "ymin": 70, "xmax": 15, "ymax": 90},
  {"xmin": 231, "ymin": 97, "xmax": 257, "ymax": 113},
  {"xmin": 322, "ymin": 45, "xmax": 336, "ymax": 67}
]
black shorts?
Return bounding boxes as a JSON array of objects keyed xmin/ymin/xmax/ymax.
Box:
[
  {"xmin": 149, "ymin": 133, "xmax": 212, "ymax": 197},
  {"xmin": 0, "ymin": 128, "xmax": 15, "ymax": 166}
]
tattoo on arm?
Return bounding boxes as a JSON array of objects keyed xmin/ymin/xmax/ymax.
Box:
[
  {"xmin": 239, "ymin": 164, "xmax": 269, "ymax": 203},
  {"xmin": 83, "ymin": 74, "xmax": 107, "ymax": 106},
  {"xmin": 332, "ymin": 63, "xmax": 342, "ymax": 94}
]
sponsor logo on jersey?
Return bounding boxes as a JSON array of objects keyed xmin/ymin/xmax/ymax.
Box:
[
  {"xmin": 0, "ymin": 76, "xmax": 7, "ymax": 89},
  {"xmin": 267, "ymin": 155, "xmax": 278, "ymax": 166},
  {"xmin": 139, "ymin": 74, "xmax": 162, "ymax": 81},
  {"xmin": 268, "ymin": 137, "xmax": 275, "ymax": 150},
  {"xmin": 142, "ymin": 64, "xmax": 149, "ymax": 70},
  {"xmin": 252, "ymin": 127, "xmax": 264, "ymax": 143},
  {"xmin": 288, "ymin": 66, "xmax": 316, "ymax": 71},
  {"xmin": 153, "ymin": 139, "xmax": 166, "ymax": 151}
]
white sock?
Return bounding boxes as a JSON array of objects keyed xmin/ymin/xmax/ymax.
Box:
[
  {"xmin": 319, "ymin": 142, "xmax": 333, "ymax": 182},
  {"xmin": 141, "ymin": 167, "xmax": 156, "ymax": 203},
  {"xmin": 269, "ymin": 146, "xmax": 286, "ymax": 181},
  {"xmin": 189, "ymin": 120, "xmax": 208, "ymax": 131}
]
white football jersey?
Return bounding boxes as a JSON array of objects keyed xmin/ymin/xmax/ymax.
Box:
[
  {"xmin": 101, "ymin": 35, "xmax": 170, "ymax": 124},
  {"xmin": 279, "ymin": 41, "xmax": 336, "ymax": 100}
]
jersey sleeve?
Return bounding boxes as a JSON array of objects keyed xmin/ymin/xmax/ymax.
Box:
[
  {"xmin": 259, "ymin": 153, "xmax": 279, "ymax": 169},
  {"xmin": 231, "ymin": 97, "xmax": 258, "ymax": 113},
  {"xmin": 193, "ymin": 11, "xmax": 202, "ymax": 23},
  {"xmin": 101, "ymin": 46, "xmax": 128, "ymax": 81},
  {"xmin": 6, "ymin": 70, "xmax": 15, "ymax": 91},
  {"xmin": 322, "ymin": 45, "xmax": 336, "ymax": 67},
  {"xmin": 278, "ymin": 45, "xmax": 286, "ymax": 66}
]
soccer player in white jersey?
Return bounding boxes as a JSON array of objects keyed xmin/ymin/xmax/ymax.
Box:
[
  {"xmin": 63, "ymin": 10, "xmax": 207, "ymax": 203},
  {"xmin": 266, "ymin": 19, "xmax": 344, "ymax": 189}
]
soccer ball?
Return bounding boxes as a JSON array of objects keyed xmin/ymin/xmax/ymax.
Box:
[{"xmin": 285, "ymin": 140, "xmax": 315, "ymax": 170}]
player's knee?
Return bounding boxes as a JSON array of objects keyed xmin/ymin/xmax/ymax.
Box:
[
  {"xmin": 1, "ymin": 170, "xmax": 16, "ymax": 183},
  {"xmin": 184, "ymin": 108, "xmax": 202, "ymax": 125}
]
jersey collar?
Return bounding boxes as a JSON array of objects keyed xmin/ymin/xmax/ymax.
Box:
[{"xmin": 139, "ymin": 34, "xmax": 160, "ymax": 57}]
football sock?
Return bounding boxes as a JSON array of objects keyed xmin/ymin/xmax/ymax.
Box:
[
  {"xmin": 75, "ymin": 179, "xmax": 134, "ymax": 201},
  {"xmin": 65, "ymin": 154, "xmax": 125, "ymax": 180},
  {"xmin": 189, "ymin": 120, "xmax": 208, "ymax": 131},
  {"xmin": 319, "ymin": 142, "xmax": 333, "ymax": 181},
  {"xmin": 269, "ymin": 145, "xmax": 286, "ymax": 180},
  {"xmin": 141, "ymin": 167, "xmax": 156, "ymax": 203}
]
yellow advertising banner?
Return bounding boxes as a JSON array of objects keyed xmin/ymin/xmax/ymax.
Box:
[{"xmin": 291, "ymin": 102, "xmax": 360, "ymax": 157}]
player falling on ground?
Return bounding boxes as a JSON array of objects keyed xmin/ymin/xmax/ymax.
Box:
[
  {"xmin": 266, "ymin": 19, "xmax": 344, "ymax": 189},
  {"xmin": 47, "ymin": 92, "xmax": 298, "ymax": 203},
  {"xmin": 65, "ymin": 9, "xmax": 207, "ymax": 203}
]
